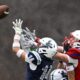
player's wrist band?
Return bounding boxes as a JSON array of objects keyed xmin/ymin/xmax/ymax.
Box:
[
  {"xmin": 66, "ymin": 65, "xmax": 74, "ymax": 71},
  {"xmin": 16, "ymin": 49, "xmax": 24, "ymax": 58}
]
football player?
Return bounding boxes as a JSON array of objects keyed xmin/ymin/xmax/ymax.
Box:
[
  {"xmin": 12, "ymin": 19, "xmax": 58, "ymax": 80},
  {"xmin": 54, "ymin": 30, "xmax": 80, "ymax": 80}
]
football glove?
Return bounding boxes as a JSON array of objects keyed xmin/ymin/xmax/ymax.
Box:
[
  {"xmin": 20, "ymin": 27, "xmax": 37, "ymax": 51},
  {"xmin": 24, "ymin": 27, "xmax": 36, "ymax": 41},
  {"xmin": 12, "ymin": 19, "xmax": 23, "ymax": 35}
]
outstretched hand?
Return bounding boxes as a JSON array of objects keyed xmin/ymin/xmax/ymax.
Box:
[
  {"xmin": 12, "ymin": 19, "xmax": 23, "ymax": 35},
  {"xmin": 20, "ymin": 27, "xmax": 37, "ymax": 50}
]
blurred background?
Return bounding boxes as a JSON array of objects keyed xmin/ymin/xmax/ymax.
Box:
[{"xmin": 0, "ymin": 0, "xmax": 80, "ymax": 80}]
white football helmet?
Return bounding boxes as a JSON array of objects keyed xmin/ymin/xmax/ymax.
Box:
[
  {"xmin": 37, "ymin": 37, "xmax": 58, "ymax": 59},
  {"xmin": 50, "ymin": 69, "xmax": 68, "ymax": 80}
]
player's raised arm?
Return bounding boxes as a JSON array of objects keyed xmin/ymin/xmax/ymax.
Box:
[{"xmin": 12, "ymin": 19, "xmax": 28, "ymax": 61}]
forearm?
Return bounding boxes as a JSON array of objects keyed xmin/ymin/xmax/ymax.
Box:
[
  {"xmin": 12, "ymin": 34, "xmax": 20, "ymax": 52},
  {"xmin": 12, "ymin": 33, "xmax": 26, "ymax": 61},
  {"xmin": 54, "ymin": 52, "xmax": 69, "ymax": 63}
]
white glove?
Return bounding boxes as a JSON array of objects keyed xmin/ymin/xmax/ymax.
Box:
[
  {"xmin": 20, "ymin": 27, "xmax": 37, "ymax": 51},
  {"xmin": 12, "ymin": 19, "xmax": 23, "ymax": 35},
  {"xmin": 20, "ymin": 33, "xmax": 37, "ymax": 51},
  {"xmin": 24, "ymin": 27, "xmax": 36, "ymax": 41}
]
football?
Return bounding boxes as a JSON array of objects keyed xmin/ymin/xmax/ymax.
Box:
[{"xmin": 0, "ymin": 5, "xmax": 9, "ymax": 19}]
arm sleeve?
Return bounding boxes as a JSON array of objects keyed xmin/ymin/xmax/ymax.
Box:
[{"xmin": 66, "ymin": 48, "xmax": 80, "ymax": 59}]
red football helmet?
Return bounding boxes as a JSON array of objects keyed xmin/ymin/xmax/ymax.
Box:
[{"xmin": 63, "ymin": 30, "xmax": 80, "ymax": 51}]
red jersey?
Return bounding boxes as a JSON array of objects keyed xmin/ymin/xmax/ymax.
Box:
[{"xmin": 66, "ymin": 48, "xmax": 80, "ymax": 80}]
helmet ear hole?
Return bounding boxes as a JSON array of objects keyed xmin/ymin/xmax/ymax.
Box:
[
  {"xmin": 50, "ymin": 47, "xmax": 52, "ymax": 48},
  {"xmin": 43, "ymin": 50, "xmax": 46, "ymax": 52}
]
